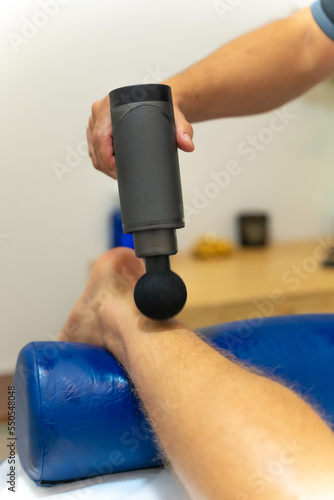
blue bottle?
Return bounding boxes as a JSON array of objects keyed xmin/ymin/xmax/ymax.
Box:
[{"xmin": 110, "ymin": 208, "xmax": 135, "ymax": 249}]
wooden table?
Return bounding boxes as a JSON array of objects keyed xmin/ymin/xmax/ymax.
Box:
[{"xmin": 172, "ymin": 239, "xmax": 334, "ymax": 329}]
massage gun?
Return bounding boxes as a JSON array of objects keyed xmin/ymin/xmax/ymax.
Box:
[{"xmin": 109, "ymin": 84, "xmax": 187, "ymax": 320}]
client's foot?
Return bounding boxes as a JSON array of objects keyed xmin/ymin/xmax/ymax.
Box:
[{"xmin": 58, "ymin": 247, "xmax": 145, "ymax": 363}]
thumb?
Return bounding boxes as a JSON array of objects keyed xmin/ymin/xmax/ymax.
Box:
[{"xmin": 174, "ymin": 106, "xmax": 195, "ymax": 153}]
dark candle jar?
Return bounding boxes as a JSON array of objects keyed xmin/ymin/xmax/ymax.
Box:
[{"xmin": 237, "ymin": 213, "xmax": 269, "ymax": 247}]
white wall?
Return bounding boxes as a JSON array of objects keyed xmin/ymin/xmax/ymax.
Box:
[{"xmin": 1, "ymin": 0, "xmax": 333, "ymax": 373}]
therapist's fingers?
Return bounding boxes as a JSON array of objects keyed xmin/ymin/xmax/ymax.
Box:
[
  {"xmin": 174, "ymin": 105, "xmax": 195, "ymax": 153},
  {"xmin": 87, "ymin": 96, "xmax": 117, "ymax": 179}
]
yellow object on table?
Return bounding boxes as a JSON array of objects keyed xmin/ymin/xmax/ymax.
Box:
[{"xmin": 193, "ymin": 232, "xmax": 234, "ymax": 259}]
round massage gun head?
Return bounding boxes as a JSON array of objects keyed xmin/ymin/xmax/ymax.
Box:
[
  {"xmin": 134, "ymin": 256, "xmax": 187, "ymax": 321},
  {"xmin": 134, "ymin": 271, "xmax": 187, "ymax": 321}
]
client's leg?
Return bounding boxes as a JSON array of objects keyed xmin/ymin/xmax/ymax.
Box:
[{"xmin": 59, "ymin": 248, "xmax": 334, "ymax": 500}]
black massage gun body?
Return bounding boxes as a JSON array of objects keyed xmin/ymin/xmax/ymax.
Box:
[{"xmin": 109, "ymin": 84, "xmax": 187, "ymax": 320}]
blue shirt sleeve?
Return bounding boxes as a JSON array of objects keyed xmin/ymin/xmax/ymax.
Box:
[{"xmin": 312, "ymin": 0, "xmax": 334, "ymax": 40}]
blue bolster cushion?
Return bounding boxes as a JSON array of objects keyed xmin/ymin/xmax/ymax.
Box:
[{"xmin": 14, "ymin": 314, "xmax": 334, "ymax": 486}]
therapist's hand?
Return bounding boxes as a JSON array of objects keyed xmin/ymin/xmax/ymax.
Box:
[
  {"xmin": 87, "ymin": 94, "xmax": 194, "ymax": 179},
  {"xmin": 87, "ymin": 95, "xmax": 116, "ymax": 178}
]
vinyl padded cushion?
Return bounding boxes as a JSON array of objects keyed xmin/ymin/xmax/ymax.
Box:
[{"xmin": 14, "ymin": 314, "xmax": 334, "ymax": 486}]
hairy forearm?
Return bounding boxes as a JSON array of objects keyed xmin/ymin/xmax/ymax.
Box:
[
  {"xmin": 164, "ymin": 8, "xmax": 334, "ymax": 123},
  {"xmin": 117, "ymin": 324, "xmax": 334, "ymax": 500}
]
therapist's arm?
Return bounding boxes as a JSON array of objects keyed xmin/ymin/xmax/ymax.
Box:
[
  {"xmin": 164, "ymin": 7, "xmax": 334, "ymax": 124},
  {"xmin": 87, "ymin": 5, "xmax": 334, "ymax": 177},
  {"xmin": 59, "ymin": 248, "xmax": 334, "ymax": 500}
]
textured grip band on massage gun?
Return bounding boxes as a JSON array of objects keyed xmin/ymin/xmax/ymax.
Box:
[{"xmin": 109, "ymin": 84, "xmax": 187, "ymax": 320}]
